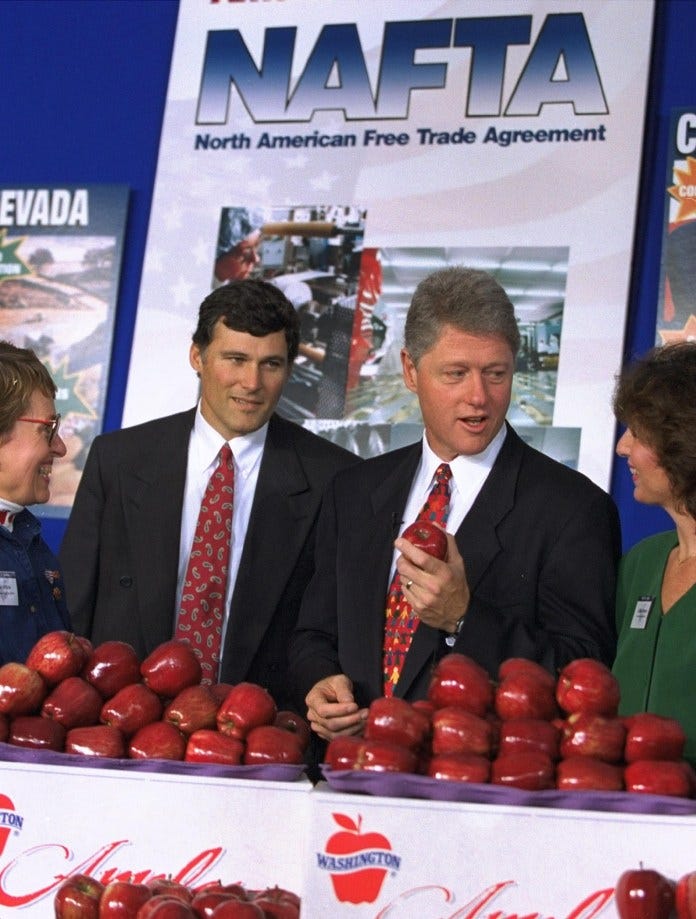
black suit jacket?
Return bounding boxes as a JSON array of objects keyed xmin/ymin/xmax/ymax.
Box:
[
  {"xmin": 288, "ymin": 424, "xmax": 621, "ymax": 709},
  {"xmin": 59, "ymin": 410, "xmax": 360, "ymax": 707}
]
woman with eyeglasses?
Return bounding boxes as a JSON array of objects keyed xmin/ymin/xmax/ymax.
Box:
[
  {"xmin": 0, "ymin": 339, "xmax": 71, "ymax": 664},
  {"xmin": 612, "ymin": 340, "xmax": 696, "ymax": 764}
]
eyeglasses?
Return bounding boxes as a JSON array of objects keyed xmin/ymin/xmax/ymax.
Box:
[{"xmin": 17, "ymin": 414, "xmax": 62, "ymax": 446}]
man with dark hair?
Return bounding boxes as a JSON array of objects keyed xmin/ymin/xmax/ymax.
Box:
[
  {"xmin": 60, "ymin": 280, "xmax": 359, "ymax": 704},
  {"xmin": 288, "ymin": 266, "xmax": 621, "ymax": 742}
]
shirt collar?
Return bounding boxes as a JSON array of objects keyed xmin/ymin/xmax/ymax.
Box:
[
  {"xmin": 193, "ymin": 405, "xmax": 268, "ymax": 479},
  {"xmin": 419, "ymin": 424, "xmax": 507, "ymax": 494}
]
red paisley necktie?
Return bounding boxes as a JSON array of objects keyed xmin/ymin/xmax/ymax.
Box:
[
  {"xmin": 382, "ymin": 463, "xmax": 452, "ymax": 696},
  {"xmin": 175, "ymin": 443, "xmax": 234, "ymax": 684}
]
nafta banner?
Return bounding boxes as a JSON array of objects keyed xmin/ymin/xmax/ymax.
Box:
[{"xmin": 124, "ymin": 0, "xmax": 654, "ymax": 489}]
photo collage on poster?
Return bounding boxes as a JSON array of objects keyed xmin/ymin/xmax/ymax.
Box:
[
  {"xmin": 212, "ymin": 209, "xmax": 580, "ymax": 468},
  {"xmin": 0, "ymin": 185, "xmax": 129, "ymax": 516}
]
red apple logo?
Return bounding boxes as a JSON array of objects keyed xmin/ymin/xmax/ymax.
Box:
[
  {"xmin": 0, "ymin": 793, "xmax": 20, "ymax": 857},
  {"xmin": 322, "ymin": 813, "xmax": 398, "ymax": 904}
]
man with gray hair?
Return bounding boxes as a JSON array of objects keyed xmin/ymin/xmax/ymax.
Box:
[{"xmin": 289, "ymin": 266, "xmax": 621, "ymax": 744}]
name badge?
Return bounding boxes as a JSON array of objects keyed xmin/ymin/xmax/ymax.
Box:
[
  {"xmin": 0, "ymin": 571, "xmax": 19, "ymax": 607},
  {"xmin": 630, "ymin": 596, "xmax": 654, "ymax": 629}
]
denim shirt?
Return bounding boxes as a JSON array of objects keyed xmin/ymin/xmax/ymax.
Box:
[{"xmin": 0, "ymin": 509, "xmax": 71, "ymax": 665}]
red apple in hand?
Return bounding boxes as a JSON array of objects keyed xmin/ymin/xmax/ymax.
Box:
[
  {"xmin": 0, "ymin": 662, "xmax": 46, "ymax": 716},
  {"xmin": 42, "ymin": 676, "xmax": 103, "ymax": 729},
  {"xmin": 84, "ymin": 640, "xmax": 142, "ymax": 698},
  {"xmin": 559, "ymin": 712, "xmax": 627, "ymax": 763},
  {"xmin": 100, "ymin": 682, "xmax": 163, "ymax": 736},
  {"xmin": 185, "ymin": 729, "xmax": 244, "ymax": 766},
  {"xmin": 216, "ymin": 682, "xmax": 276, "ymax": 739},
  {"xmin": 556, "ymin": 658, "xmax": 620, "ymax": 716},
  {"xmin": 676, "ymin": 871, "xmax": 696, "ymax": 919},
  {"xmin": 9, "ymin": 714, "xmax": 65, "ymax": 751},
  {"xmin": 164, "ymin": 684, "xmax": 219, "ymax": 736},
  {"xmin": 99, "ymin": 879, "xmax": 152, "ymax": 916},
  {"xmin": 624, "ymin": 712, "xmax": 686, "ymax": 762},
  {"xmin": 615, "ymin": 866, "xmax": 675, "ymax": 919},
  {"xmin": 25, "ymin": 630, "xmax": 87, "ymax": 685},
  {"xmin": 402, "ymin": 520, "xmax": 447, "ymax": 560},
  {"xmin": 54, "ymin": 873, "xmax": 104, "ymax": 918},
  {"xmin": 243, "ymin": 725, "xmax": 305, "ymax": 765},
  {"xmin": 427, "ymin": 653, "xmax": 493, "ymax": 716},
  {"xmin": 364, "ymin": 696, "xmax": 429, "ymax": 751},
  {"xmin": 556, "ymin": 756, "xmax": 624, "ymax": 791},
  {"xmin": 129, "ymin": 721, "xmax": 186, "ymax": 761},
  {"xmin": 140, "ymin": 640, "xmax": 202, "ymax": 699}
]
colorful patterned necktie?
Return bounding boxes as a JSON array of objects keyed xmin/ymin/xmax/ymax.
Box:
[
  {"xmin": 383, "ymin": 463, "xmax": 452, "ymax": 696},
  {"xmin": 175, "ymin": 443, "xmax": 234, "ymax": 684}
]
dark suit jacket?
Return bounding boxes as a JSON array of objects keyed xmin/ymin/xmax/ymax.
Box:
[
  {"xmin": 59, "ymin": 410, "xmax": 360, "ymax": 707},
  {"xmin": 288, "ymin": 424, "xmax": 621, "ymax": 709}
]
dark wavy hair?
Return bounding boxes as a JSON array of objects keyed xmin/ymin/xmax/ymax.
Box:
[
  {"xmin": 0, "ymin": 340, "xmax": 56, "ymax": 441},
  {"xmin": 613, "ymin": 341, "xmax": 696, "ymax": 519},
  {"xmin": 193, "ymin": 279, "xmax": 300, "ymax": 362}
]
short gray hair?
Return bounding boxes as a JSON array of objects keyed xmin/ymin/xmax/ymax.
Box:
[{"xmin": 404, "ymin": 267, "xmax": 520, "ymax": 364}]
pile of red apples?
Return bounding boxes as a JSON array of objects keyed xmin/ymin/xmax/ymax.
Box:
[
  {"xmin": 54, "ymin": 873, "xmax": 300, "ymax": 918},
  {"xmin": 325, "ymin": 653, "xmax": 696, "ymax": 798},
  {"xmin": 0, "ymin": 631, "xmax": 310, "ymax": 768}
]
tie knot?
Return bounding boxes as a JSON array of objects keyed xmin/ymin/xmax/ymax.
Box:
[
  {"xmin": 219, "ymin": 443, "xmax": 233, "ymax": 466},
  {"xmin": 434, "ymin": 463, "xmax": 452, "ymax": 486}
]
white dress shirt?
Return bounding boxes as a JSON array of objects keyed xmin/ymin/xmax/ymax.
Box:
[{"xmin": 176, "ymin": 405, "xmax": 267, "ymax": 647}]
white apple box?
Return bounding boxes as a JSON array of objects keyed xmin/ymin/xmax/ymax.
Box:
[
  {"xmin": 0, "ymin": 760, "xmax": 311, "ymax": 914},
  {"xmin": 304, "ymin": 785, "xmax": 696, "ymax": 918}
]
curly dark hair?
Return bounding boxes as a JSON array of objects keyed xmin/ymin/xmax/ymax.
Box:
[{"xmin": 613, "ymin": 341, "xmax": 696, "ymax": 519}]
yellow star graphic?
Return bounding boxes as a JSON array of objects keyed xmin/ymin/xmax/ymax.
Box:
[
  {"xmin": 659, "ymin": 314, "xmax": 696, "ymax": 343},
  {"xmin": 668, "ymin": 157, "xmax": 696, "ymax": 222}
]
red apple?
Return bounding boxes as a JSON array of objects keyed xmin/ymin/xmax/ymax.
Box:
[
  {"xmin": 555, "ymin": 658, "xmax": 620, "ymax": 716},
  {"xmin": 140, "ymin": 640, "xmax": 202, "ymax": 699},
  {"xmin": 624, "ymin": 712, "xmax": 687, "ymax": 762},
  {"xmin": 498, "ymin": 657, "xmax": 556, "ymax": 689},
  {"xmin": 490, "ymin": 751, "xmax": 555, "ymax": 790},
  {"xmin": 190, "ymin": 890, "xmax": 246, "ymax": 918},
  {"xmin": 207, "ymin": 901, "xmax": 264, "ymax": 918},
  {"xmin": 556, "ymin": 756, "xmax": 624, "ymax": 791},
  {"xmin": 497, "ymin": 718, "xmax": 560, "ymax": 760},
  {"xmin": 146, "ymin": 879, "xmax": 192, "ymax": 902},
  {"xmin": 559, "ymin": 712, "xmax": 627, "ymax": 763},
  {"xmin": 8, "ymin": 714, "xmax": 66, "ymax": 751},
  {"xmin": 427, "ymin": 752, "xmax": 491, "ymax": 783},
  {"xmin": 495, "ymin": 671, "xmax": 559, "ymax": 721},
  {"xmin": 25, "ymin": 629, "xmax": 87, "ymax": 685},
  {"xmin": 401, "ymin": 520, "xmax": 447, "ymax": 560},
  {"xmin": 185, "ymin": 729, "xmax": 244, "ymax": 766},
  {"xmin": 354, "ymin": 738, "xmax": 418, "ymax": 774},
  {"xmin": 84, "ymin": 641, "xmax": 142, "ymax": 698},
  {"xmin": 624, "ymin": 759, "xmax": 693, "ymax": 798},
  {"xmin": 0, "ymin": 662, "xmax": 46, "ymax": 715},
  {"xmin": 164, "ymin": 684, "xmax": 219, "ymax": 736},
  {"xmin": 243, "ymin": 725, "xmax": 305, "ymax": 765},
  {"xmin": 251, "ymin": 886, "xmax": 300, "ymax": 919},
  {"xmin": 210, "ymin": 683, "xmax": 235, "ymax": 706},
  {"xmin": 135, "ymin": 896, "xmax": 196, "ymax": 918},
  {"xmin": 675, "ymin": 871, "xmax": 696, "ymax": 919},
  {"xmin": 273, "ymin": 710, "xmax": 312, "ymax": 753},
  {"xmin": 129, "ymin": 721, "xmax": 187, "ymax": 761},
  {"xmin": 364, "ymin": 696, "xmax": 429, "ymax": 751},
  {"xmin": 323, "ymin": 735, "xmax": 363, "ymax": 771},
  {"xmin": 101, "ymin": 683, "xmax": 163, "ymax": 736},
  {"xmin": 54, "ymin": 873, "xmax": 104, "ymax": 919},
  {"xmin": 427, "ymin": 653, "xmax": 494, "ymax": 716},
  {"xmin": 65, "ymin": 724, "xmax": 126, "ymax": 758},
  {"xmin": 99, "ymin": 879, "xmax": 152, "ymax": 917},
  {"xmin": 42, "ymin": 675, "xmax": 103, "ymax": 729},
  {"xmin": 216, "ymin": 682, "xmax": 276, "ymax": 739},
  {"xmin": 431, "ymin": 706, "xmax": 495, "ymax": 757},
  {"xmin": 615, "ymin": 866, "xmax": 675, "ymax": 919}
]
